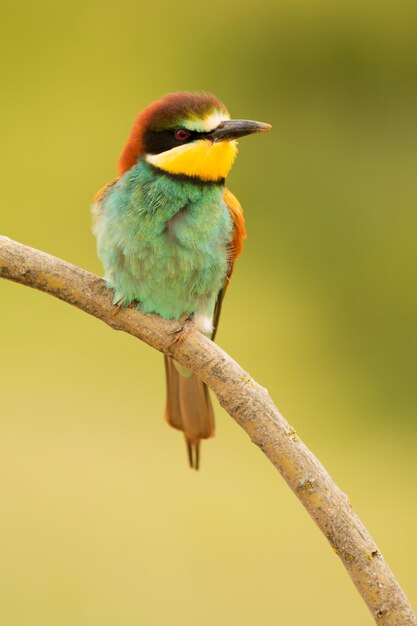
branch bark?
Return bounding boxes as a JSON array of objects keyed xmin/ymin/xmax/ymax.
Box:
[{"xmin": 0, "ymin": 234, "xmax": 415, "ymax": 626}]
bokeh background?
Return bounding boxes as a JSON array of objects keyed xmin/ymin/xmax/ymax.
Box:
[{"xmin": 1, "ymin": 1, "xmax": 416, "ymax": 624}]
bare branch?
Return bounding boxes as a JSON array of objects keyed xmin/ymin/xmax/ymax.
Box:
[{"xmin": 0, "ymin": 235, "xmax": 415, "ymax": 625}]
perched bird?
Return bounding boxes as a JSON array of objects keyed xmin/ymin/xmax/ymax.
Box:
[{"xmin": 93, "ymin": 92, "xmax": 271, "ymax": 469}]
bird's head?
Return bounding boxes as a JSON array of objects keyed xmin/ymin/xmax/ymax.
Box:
[{"xmin": 118, "ymin": 92, "xmax": 271, "ymax": 183}]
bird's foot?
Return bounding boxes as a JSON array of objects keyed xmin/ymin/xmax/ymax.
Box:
[
  {"xmin": 168, "ymin": 313, "xmax": 195, "ymax": 346},
  {"xmin": 111, "ymin": 303, "xmax": 122, "ymax": 317}
]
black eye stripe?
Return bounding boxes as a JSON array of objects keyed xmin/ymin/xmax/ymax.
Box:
[{"xmin": 143, "ymin": 128, "xmax": 209, "ymax": 155}]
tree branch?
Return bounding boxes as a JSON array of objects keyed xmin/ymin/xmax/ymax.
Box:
[{"xmin": 0, "ymin": 234, "xmax": 415, "ymax": 626}]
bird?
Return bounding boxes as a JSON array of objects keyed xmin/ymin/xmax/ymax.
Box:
[{"xmin": 93, "ymin": 91, "xmax": 271, "ymax": 469}]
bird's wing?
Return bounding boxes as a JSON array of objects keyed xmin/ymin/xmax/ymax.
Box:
[{"xmin": 212, "ymin": 188, "xmax": 246, "ymax": 340}]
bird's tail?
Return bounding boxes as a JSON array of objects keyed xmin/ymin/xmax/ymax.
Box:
[{"xmin": 164, "ymin": 356, "xmax": 215, "ymax": 470}]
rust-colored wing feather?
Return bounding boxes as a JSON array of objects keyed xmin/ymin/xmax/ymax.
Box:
[
  {"xmin": 223, "ymin": 187, "xmax": 246, "ymax": 278},
  {"xmin": 92, "ymin": 178, "xmax": 119, "ymax": 225},
  {"xmin": 212, "ymin": 188, "xmax": 246, "ymax": 340},
  {"xmin": 94, "ymin": 178, "xmax": 120, "ymax": 204}
]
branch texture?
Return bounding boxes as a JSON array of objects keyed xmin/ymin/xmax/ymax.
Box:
[{"xmin": 0, "ymin": 235, "xmax": 415, "ymax": 626}]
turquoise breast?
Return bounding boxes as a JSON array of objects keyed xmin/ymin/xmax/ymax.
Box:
[{"xmin": 94, "ymin": 160, "xmax": 233, "ymax": 320}]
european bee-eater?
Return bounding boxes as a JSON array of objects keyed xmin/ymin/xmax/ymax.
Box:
[{"xmin": 93, "ymin": 92, "xmax": 271, "ymax": 469}]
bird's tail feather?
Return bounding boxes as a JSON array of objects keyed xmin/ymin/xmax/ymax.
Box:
[{"xmin": 164, "ymin": 356, "xmax": 215, "ymax": 470}]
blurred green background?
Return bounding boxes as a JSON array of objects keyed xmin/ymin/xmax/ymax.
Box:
[{"xmin": 1, "ymin": 0, "xmax": 416, "ymax": 624}]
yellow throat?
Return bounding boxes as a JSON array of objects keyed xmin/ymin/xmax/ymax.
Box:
[{"xmin": 146, "ymin": 139, "xmax": 238, "ymax": 182}]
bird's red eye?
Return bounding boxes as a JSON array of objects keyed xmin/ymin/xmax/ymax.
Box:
[{"xmin": 175, "ymin": 129, "xmax": 190, "ymax": 141}]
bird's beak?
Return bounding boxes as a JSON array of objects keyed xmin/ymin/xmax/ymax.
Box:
[{"xmin": 208, "ymin": 119, "xmax": 272, "ymax": 142}]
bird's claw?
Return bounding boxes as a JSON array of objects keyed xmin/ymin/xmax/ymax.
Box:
[
  {"xmin": 111, "ymin": 303, "xmax": 123, "ymax": 317},
  {"xmin": 168, "ymin": 313, "xmax": 195, "ymax": 346}
]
